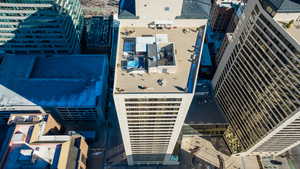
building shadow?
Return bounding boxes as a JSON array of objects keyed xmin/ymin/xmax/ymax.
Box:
[
  {"xmin": 0, "ymin": 2, "xmax": 109, "ymax": 125},
  {"xmin": 0, "ymin": 1, "xmax": 82, "ymax": 55}
]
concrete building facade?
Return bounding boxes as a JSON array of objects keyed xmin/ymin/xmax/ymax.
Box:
[
  {"xmin": 212, "ymin": 0, "xmax": 247, "ymax": 67},
  {"xmin": 212, "ymin": 0, "xmax": 300, "ymax": 156},
  {"xmin": 225, "ymin": 0, "xmax": 247, "ymax": 33},
  {"xmin": 214, "ymin": 33, "xmax": 233, "ymax": 67},
  {"xmin": 114, "ymin": 0, "xmax": 210, "ymax": 165},
  {"xmin": 0, "ymin": 0, "xmax": 83, "ymax": 55},
  {"xmin": 210, "ymin": 0, "xmax": 241, "ymax": 32}
]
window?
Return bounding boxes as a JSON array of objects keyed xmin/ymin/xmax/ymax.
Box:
[
  {"xmin": 126, "ymin": 108, "xmax": 179, "ymax": 111},
  {"xmin": 81, "ymin": 154, "xmax": 87, "ymax": 165},
  {"xmin": 127, "ymin": 116, "xmax": 177, "ymax": 119},
  {"xmin": 254, "ymin": 5, "xmax": 259, "ymax": 14},
  {"xmin": 127, "ymin": 112, "xmax": 178, "ymax": 115},
  {"xmin": 125, "ymin": 98, "xmax": 182, "ymax": 102},
  {"xmin": 125, "ymin": 103, "xmax": 180, "ymax": 107},
  {"xmin": 265, "ymin": 6, "xmax": 272, "ymax": 14},
  {"xmin": 164, "ymin": 7, "xmax": 170, "ymax": 11}
]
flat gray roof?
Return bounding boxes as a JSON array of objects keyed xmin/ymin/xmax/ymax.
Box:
[
  {"xmin": 263, "ymin": 0, "xmax": 300, "ymax": 13},
  {"xmin": 118, "ymin": 0, "xmax": 211, "ymax": 19},
  {"xmin": 178, "ymin": 0, "xmax": 211, "ymax": 19},
  {"xmin": 0, "ymin": 54, "xmax": 108, "ymax": 107},
  {"xmin": 185, "ymin": 81, "xmax": 228, "ymax": 125}
]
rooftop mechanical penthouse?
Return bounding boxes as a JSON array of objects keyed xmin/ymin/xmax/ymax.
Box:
[
  {"xmin": 113, "ymin": 0, "xmax": 210, "ymax": 165},
  {"xmin": 115, "ymin": 27, "xmax": 201, "ymax": 93}
]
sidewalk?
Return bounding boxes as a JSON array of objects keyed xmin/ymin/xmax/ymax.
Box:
[{"xmin": 181, "ymin": 136, "xmax": 260, "ymax": 169}]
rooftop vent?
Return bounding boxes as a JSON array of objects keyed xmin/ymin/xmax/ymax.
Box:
[
  {"xmin": 11, "ymin": 115, "xmax": 42, "ymax": 124},
  {"xmin": 138, "ymin": 85, "xmax": 147, "ymax": 89},
  {"xmin": 18, "ymin": 149, "xmax": 33, "ymax": 164},
  {"xmin": 295, "ymin": 16, "xmax": 300, "ymax": 28},
  {"xmin": 157, "ymin": 79, "xmax": 166, "ymax": 86},
  {"xmin": 116, "ymin": 88, "xmax": 125, "ymax": 92}
]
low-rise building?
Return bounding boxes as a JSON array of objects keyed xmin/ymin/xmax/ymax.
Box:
[
  {"xmin": 0, "ymin": 113, "xmax": 88, "ymax": 169},
  {"xmin": 0, "ymin": 54, "xmax": 108, "ymax": 121}
]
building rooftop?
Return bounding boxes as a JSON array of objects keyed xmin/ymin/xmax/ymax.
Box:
[
  {"xmin": 259, "ymin": 0, "xmax": 300, "ymax": 48},
  {"xmin": 264, "ymin": 0, "xmax": 300, "ymax": 13},
  {"xmin": 285, "ymin": 23, "xmax": 300, "ymax": 44},
  {"xmin": 0, "ymin": 113, "xmax": 88, "ymax": 169},
  {"xmin": 276, "ymin": 19, "xmax": 300, "ymax": 44},
  {"xmin": 0, "ymin": 54, "xmax": 108, "ymax": 107},
  {"xmin": 185, "ymin": 80, "xmax": 227, "ymax": 124},
  {"xmin": 118, "ymin": 0, "xmax": 211, "ymax": 19},
  {"xmin": 114, "ymin": 26, "xmax": 205, "ymax": 94}
]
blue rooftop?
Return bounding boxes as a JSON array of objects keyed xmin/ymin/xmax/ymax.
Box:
[
  {"xmin": 263, "ymin": 0, "xmax": 300, "ymax": 13},
  {"xmin": 178, "ymin": 0, "xmax": 211, "ymax": 19},
  {"xmin": 0, "ymin": 54, "xmax": 108, "ymax": 107},
  {"xmin": 30, "ymin": 55, "xmax": 104, "ymax": 79},
  {"xmin": 118, "ymin": 0, "xmax": 211, "ymax": 19}
]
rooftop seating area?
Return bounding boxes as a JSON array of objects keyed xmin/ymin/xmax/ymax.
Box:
[
  {"xmin": 114, "ymin": 26, "xmax": 205, "ymax": 93},
  {"xmin": 120, "ymin": 34, "xmax": 176, "ymax": 74}
]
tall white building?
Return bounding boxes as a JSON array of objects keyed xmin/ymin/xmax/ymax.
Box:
[
  {"xmin": 212, "ymin": 0, "xmax": 300, "ymax": 156},
  {"xmin": 113, "ymin": 0, "xmax": 210, "ymax": 165}
]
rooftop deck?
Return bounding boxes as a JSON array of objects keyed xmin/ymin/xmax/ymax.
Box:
[
  {"xmin": 284, "ymin": 23, "xmax": 300, "ymax": 44},
  {"xmin": 274, "ymin": 16, "xmax": 300, "ymax": 44},
  {"xmin": 3, "ymin": 115, "xmax": 61, "ymax": 169},
  {"xmin": 114, "ymin": 26, "xmax": 204, "ymax": 94}
]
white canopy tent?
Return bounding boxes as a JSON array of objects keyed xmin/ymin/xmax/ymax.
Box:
[{"xmin": 135, "ymin": 37, "xmax": 155, "ymax": 52}]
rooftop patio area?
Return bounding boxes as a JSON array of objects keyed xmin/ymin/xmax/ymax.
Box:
[{"xmin": 114, "ymin": 26, "xmax": 204, "ymax": 94}]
